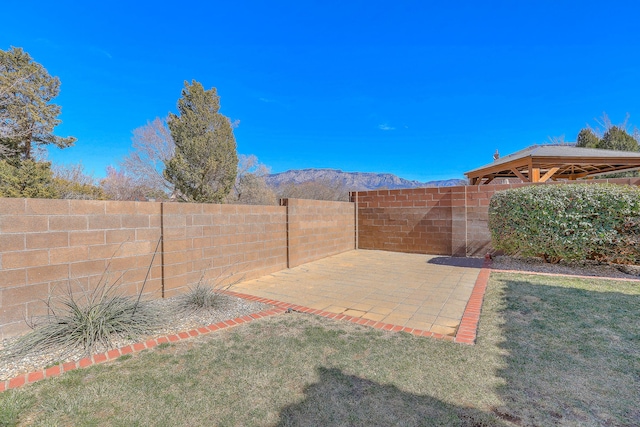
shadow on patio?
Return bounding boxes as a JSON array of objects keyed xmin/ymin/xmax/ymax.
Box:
[{"xmin": 427, "ymin": 256, "xmax": 485, "ymax": 268}]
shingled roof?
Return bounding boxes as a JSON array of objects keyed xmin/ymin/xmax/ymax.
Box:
[{"xmin": 465, "ymin": 144, "xmax": 640, "ymax": 185}]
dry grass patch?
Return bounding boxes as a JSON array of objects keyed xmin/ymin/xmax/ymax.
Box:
[
  {"xmin": 1, "ymin": 316, "xmax": 507, "ymax": 426},
  {"xmin": 491, "ymin": 272, "xmax": 640, "ymax": 426}
]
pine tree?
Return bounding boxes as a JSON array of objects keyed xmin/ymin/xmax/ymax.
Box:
[
  {"xmin": 575, "ymin": 128, "xmax": 600, "ymax": 148},
  {"xmin": 0, "ymin": 47, "xmax": 75, "ymax": 160},
  {"xmin": 0, "ymin": 159, "xmax": 58, "ymax": 198},
  {"xmin": 598, "ymin": 126, "xmax": 639, "ymax": 152},
  {"xmin": 164, "ymin": 81, "xmax": 238, "ymax": 203}
]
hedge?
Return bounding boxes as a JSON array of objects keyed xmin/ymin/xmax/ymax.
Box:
[{"xmin": 488, "ymin": 184, "xmax": 640, "ymax": 264}]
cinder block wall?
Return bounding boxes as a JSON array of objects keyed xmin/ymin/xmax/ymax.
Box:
[
  {"xmin": 353, "ymin": 177, "xmax": 640, "ymax": 257},
  {"xmin": 284, "ymin": 199, "xmax": 356, "ymax": 267},
  {"xmin": 0, "ymin": 199, "xmax": 163, "ymax": 339},
  {"xmin": 354, "ymin": 188, "xmax": 453, "ymax": 255},
  {"xmin": 162, "ymin": 203, "xmax": 287, "ymax": 296},
  {"xmin": 0, "ymin": 198, "xmax": 354, "ymax": 339}
]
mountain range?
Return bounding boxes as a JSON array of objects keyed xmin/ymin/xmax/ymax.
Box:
[{"xmin": 265, "ymin": 169, "xmax": 466, "ymax": 191}]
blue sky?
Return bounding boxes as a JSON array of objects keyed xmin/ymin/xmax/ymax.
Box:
[{"xmin": 2, "ymin": 1, "xmax": 640, "ymax": 181}]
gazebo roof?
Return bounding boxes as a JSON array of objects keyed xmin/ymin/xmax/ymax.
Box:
[{"xmin": 465, "ymin": 144, "xmax": 640, "ymax": 185}]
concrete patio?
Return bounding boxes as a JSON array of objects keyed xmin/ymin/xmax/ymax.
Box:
[{"xmin": 232, "ymin": 249, "xmax": 483, "ymax": 336}]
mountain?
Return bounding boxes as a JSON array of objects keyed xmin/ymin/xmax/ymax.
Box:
[{"xmin": 265, "ymin": 169, "xmax": 466, "ymax": 191}]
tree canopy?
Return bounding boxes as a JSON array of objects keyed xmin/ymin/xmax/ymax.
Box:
[
  {"xmin": 0, "ymin": 159, "xmax": 58, "ymax": 198},
  {"xmin": 599, "ymin": 126, "xmax": 638, "ymax": 151},
  {"xmin": 575, "ymin": 114, "xmax": 639, "ymax": 152},
  {"xmin": 164, "ymin": 81, "xmax": 238, "ymax": 203},
  {"xmin": 0, "ymin": 47, "xmax": 75, "ymax": 161},
  {"xmin": 575, "ymin": 128, "xmax": 599, "ymax": 148},
  {"xmin": 574, "ymin": 114, "xmax": 640, "ymax": 178}
]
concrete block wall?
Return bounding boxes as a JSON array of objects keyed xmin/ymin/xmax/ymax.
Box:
[
  {"xmin": 0, "ymin": 198, "xmax": 354, "ymax": 339},
  {"xmin": 353, "ymin": 177, "xmax": 640, "ymax": 257},
  {"xmin": 0, "ymin": 199, "xmax": 163, "ymax": 339},
  {"xmin": 354, "ymin": 188, "xmax": 453, "ymax": 255},
  {"xmin": 161, "ymin": 203, "xmax": 287, "ymax": 296},
  {"xmin": 284, "ymin": 199, "xmax": 356, "ymax": 267}
]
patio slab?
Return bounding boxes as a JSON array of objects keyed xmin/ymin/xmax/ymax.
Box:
[{"xmin": 232, "ymin": 249, "xmax": 483, "ymax": 336}]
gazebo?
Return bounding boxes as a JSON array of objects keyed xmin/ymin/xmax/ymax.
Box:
[{"xmin": 465, "ymin": 144, "xmax": 640, "ymax": 185}]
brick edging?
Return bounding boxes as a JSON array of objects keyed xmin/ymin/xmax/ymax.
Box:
[
  {"xmin": 0, "ymin": 307, "xmax": 285, "ymax": 393},
  {"xmin": 225, "ymin": 268, "xmax": 492, "ymax": 345},
  {"xmin": 453, "ymin": 257, "xmax": 492, "ymax": 345}
]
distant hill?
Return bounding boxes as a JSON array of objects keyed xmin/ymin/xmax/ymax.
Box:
[{"xmin": 265, "ymin": 169, "xmax": 466, "ymax": 191}]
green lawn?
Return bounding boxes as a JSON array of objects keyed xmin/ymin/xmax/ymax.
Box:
[{"xmin": 1, "ymin": 273, "xmax": 639, "ymax": 426}]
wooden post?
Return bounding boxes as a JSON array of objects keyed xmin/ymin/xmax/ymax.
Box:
[
  {"xmin": 160, "ymin": 202, "xmax": 165, "ymax": 298},
  {"xmin": 531, "ymin": 168, "xmax": 540, "ymax": 182}
]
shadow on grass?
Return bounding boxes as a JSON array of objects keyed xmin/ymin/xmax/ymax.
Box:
[
  {"xmin": 493, "ymin": 274, "xmax": 640, "ymax": 426},
  {"xmin": 275, "ymin": 366, "xmax": 508, "ymax": 427},
  {"xmin": 427, "ymin": 256, "xmax": 484, "ymax": 269}
]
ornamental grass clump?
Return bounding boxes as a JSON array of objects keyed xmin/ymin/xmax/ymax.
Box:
[
  {"xmin": 179, "ymin": 282, "xmax": 220, "ymax": 310},
  {"xmin": 2, "ymin": 275, "xmax": 163, "ymax": 359},
  {"xmin": 488, "ymin": 183, "xmax": 640, "ymax": 264},
  {"xmin": 175, "ymin": 272, "xmax": 241, "ymax": 312}
]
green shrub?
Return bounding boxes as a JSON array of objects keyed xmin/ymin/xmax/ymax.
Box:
[{"xmin": 488, "ymin": 184, "xmax": 640, "ymax": 264}]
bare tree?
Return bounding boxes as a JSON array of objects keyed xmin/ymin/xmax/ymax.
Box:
[
  {"xmin": 53, "ymin": 162, "xmax": 95, "ymax": 186},
  {"xmin": 226, "ymin": 154, "xmax": 277, "ymax": 205},
  {"xmin": 587, "ymin": 112, "xmax": 630, "ymax": 139},
  {"xmin": 51, "ymin": 162, "xmax": 105, "ymax": 200},
  {"xmin": 100, "ymin": 166, "xmax": 146, "ymax": 201},
  {"xmin": 120, "ymin": 117, "xmax": 175, "ymax": 196},
  {"xmin": 546, "ymin": 135, "xmax": 567, "ymax": 145}
]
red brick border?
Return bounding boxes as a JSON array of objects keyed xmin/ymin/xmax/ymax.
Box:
[
  {"xmin": 453, "ymin": 256, "xmax": 492, "ymax": 345},
  {"xmin": 0, "ymin": 307, "xmax": 285, "ymax": 393}
]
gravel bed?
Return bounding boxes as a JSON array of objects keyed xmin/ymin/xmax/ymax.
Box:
[
  {"xmin": 492, "ymin": 255, "xmax": 640, "ymax": 279},
  {"xmin": 0, "ymin": 294, "xmax": 272, "ymax": 382}
]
